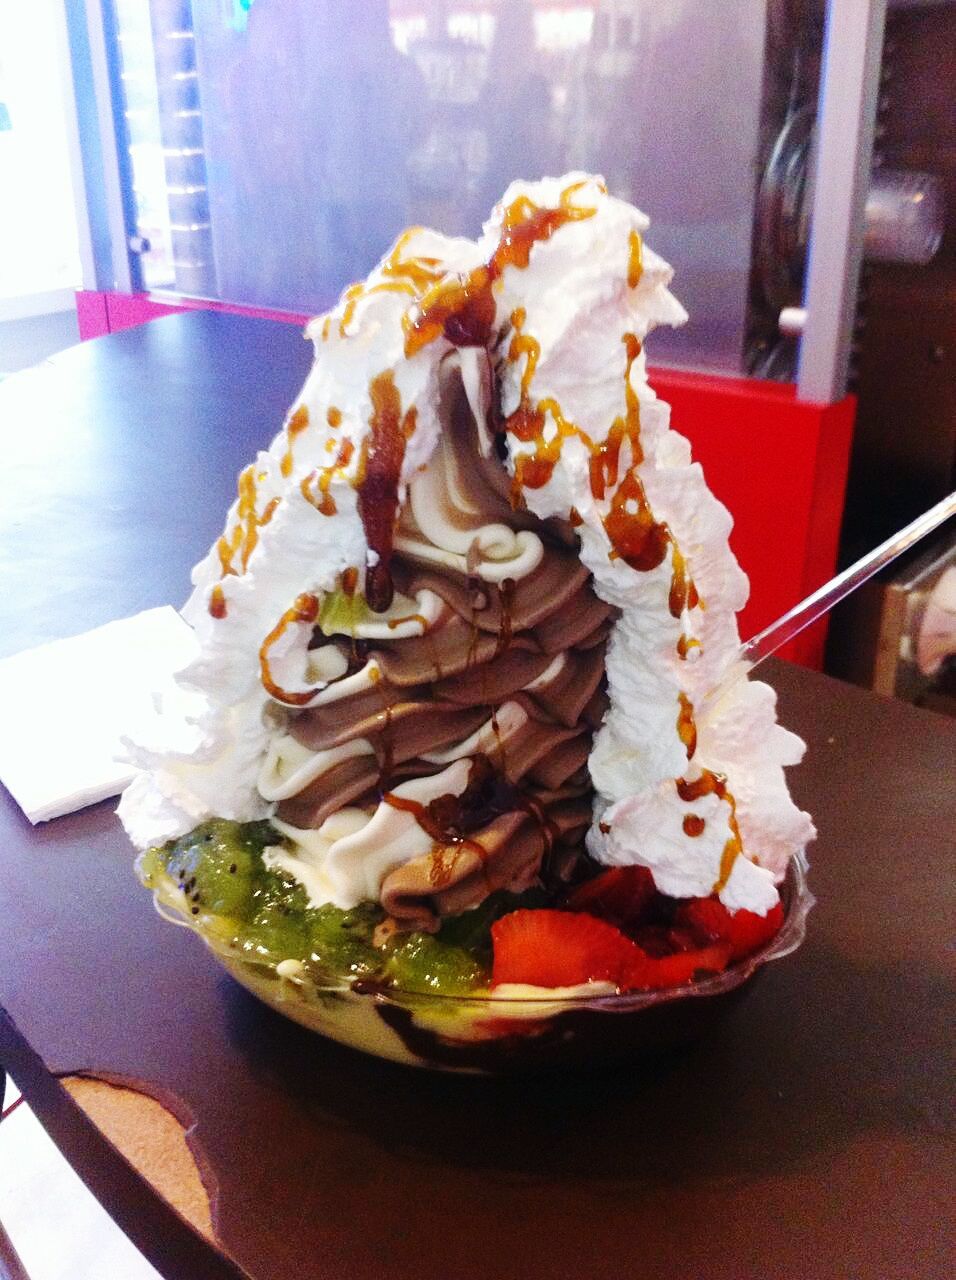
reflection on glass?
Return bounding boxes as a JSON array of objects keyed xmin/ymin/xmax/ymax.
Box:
[
  {"xmin": 139, "ymin": 0, "xmax": 770, "ymax": 372},
  {"xmin": 115, "ymin": 0, "xmax": 218, "ymax": 296},
  {"xmin": 114, "ymin": 0, "xmax": 175, "ymax": 290},
  {"xmin": 0, "ymin": 0, "xmax": 82, "ymax": 301}
]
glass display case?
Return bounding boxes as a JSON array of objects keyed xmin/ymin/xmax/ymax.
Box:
[
  {"xmin": 0, "ymin": 0, "xmax": 84, "ymax": 311},
  {"xmin": 105, "ymin": 0, "xmax": 779, "ymax": 373},
  {"xmin": 77, "ymin": 1, "xmax": 945, "ymax": 395}
]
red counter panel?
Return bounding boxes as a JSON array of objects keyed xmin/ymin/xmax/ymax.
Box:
[{"xmin": 651, "ymin": 369, "xmax": 855, "ymax": 668}]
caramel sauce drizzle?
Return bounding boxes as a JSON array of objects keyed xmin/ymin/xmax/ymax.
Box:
[
  {"xmin": 372, "ymin": 281, "xmax": 418, "ymax": 301},
  {"xmin": 337, "ymin": 283, "xmax": 364, "ymax": 336},
  {"xmin": 676, "ymin": 692, "xmax": 697, "ymax": 759},
  {"xmin": 563, "ymin": 177, "xmax": 604, "ymax": 201},
  {"xmin": 259, "ymin": 593, "xmax": 320, "ymax": 706},
  {"xmin": 603, "ymin": 471, "xmax": 670, "ymax": 573},
  {"xmin": 569, "ymin": 507, "xmax": 583, "ymax": 527},
  {"xmin": 676, "ymin": 769, "xmax": 744, "ymax": 893},
  {"xmin": 403, "ymin": 181, "xmax": 597, "ymax": 358},
  {"xmin": 279, "ymin": 404, "xmax": 310, "ymax": 478},
  {"xmin": 216, "ymin": 466, "xmax": 253, "ymax": 575},
  {"xmin": 714, "ymin": 829, "xmax": 744, "ymax": 895},
  {"xmin": 301, "ymin": 438, "xmax": 355, "ymax": 517},
  {"xmin": 683, "ymin": 814, "xmax": 705, "ymax": 837},
  {"xmin": 208, "ymin": 583, "xmax": 227, "ymax": 619},
  {"xmin": 505, "ymin": 305, "xmax": 599, "ymax": 499},
  {"xmin": 597, "ymin": 337, "xmax": 687, "ymax": 588},
  {"xmin": 216, "ymin": 466, "xmax": 280, "ymax": 577},
  {"xmin": 589, "ymin": 333, "xmax": 643, "ymax": 501},
  {"xmin": 676, "ymin": 770, "xmax": 726, "ymax": 804},
  {"xmin": 381, "ymin": 228, "xmax": 445, "ymax": 292},
  {"xmin": 387, "ymin": 613, "xmax": 427, "ymax": 631},
  {"xmin": 326, "ymin": 406, "xmax": 342, "ymax": 427},
  {"xmin": 508, "ymin": 307, "xmax": 540, "ymax": 397},
  {"xmin": 669, "ymin": 545, "xmax": 700, "ymax": 617},
  {"xmin": 677, "ymin": 634, "xmax": 702, "ymax": 660},
  {"xmin": 339, "ymin": 281, "xmax": 417, "ymax": 337},
  {"xmin": 503, "ymin": 318, "xmax": 699, "ymax": 646},
  {"xmin": 341, "ymin": 566, "xmax": 358, "ymax": 596},
  {"xmin": 510, "ymin": 396, "xmax": 591, "ymax": 503},
  {"xmin": 627, "ymin": 229, "xmax": 644, "ymax": 289}
]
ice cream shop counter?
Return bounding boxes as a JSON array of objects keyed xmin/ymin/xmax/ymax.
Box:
[{"xmin": 0, "ymin": 313, "xmax": 952, "ymax": 1280}]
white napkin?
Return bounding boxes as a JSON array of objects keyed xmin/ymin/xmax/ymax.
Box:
[{"xmin": 0, "ymin": 607, "xmax": 198, "ymax": 823}]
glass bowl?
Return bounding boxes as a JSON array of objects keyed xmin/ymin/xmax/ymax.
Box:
[{"xmin": 150, "ymin": 856, "xmax": 812, "ymax": 1074}]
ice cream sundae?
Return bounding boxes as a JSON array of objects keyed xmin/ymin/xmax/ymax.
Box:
[{"xmin": 122, "ymin": 175, "xmax": 815, "ymax": 1070}]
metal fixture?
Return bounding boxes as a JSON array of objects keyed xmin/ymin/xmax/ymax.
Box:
[
  {"xmin": 756, "ymin": 2, "xmax": 946, "ymax": 401},
  {"xmin": 778, "ymin": 306, "xmax": 807, "ymax": 336}
]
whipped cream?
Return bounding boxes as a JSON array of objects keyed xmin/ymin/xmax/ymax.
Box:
[{"xmin": 119, "ymin": 173, "xmax": 814, "ymax": 916}]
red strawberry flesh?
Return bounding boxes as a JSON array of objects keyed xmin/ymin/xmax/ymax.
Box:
[
  {"xmin": 623, "ymin": 942, "xmax": 732, "ymax": 991},
  {"xmin": 490, "ymin": 889, "xmax": 784, "ymax": 994},
  {"xmin": 490, "ymin": 909, "xmax": 642, "ymax": 989},
  {"xmin": 676, "ymin": 897, "xmax": 784, "ymax": 961},
  {"xmin": 562, "ymin": 865, "xmax": 657, "ymax": 930}
]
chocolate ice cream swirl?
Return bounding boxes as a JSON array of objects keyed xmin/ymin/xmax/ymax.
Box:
[{"xmin": 257, "ymin": 369, "xmax": 616, "ymax": 930}]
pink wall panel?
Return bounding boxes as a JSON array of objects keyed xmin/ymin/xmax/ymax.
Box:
[{"xmin": 75, "ymin": 290, "xmax": 110, "ymax": 341}]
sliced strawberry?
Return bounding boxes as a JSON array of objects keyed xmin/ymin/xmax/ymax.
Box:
[
  {"xmin": 631, "ymin": 923, "xmax": 673, "ymax": 957},
  {"xmin": 623, "ymin": 942, "xmax": 732, "ymax": 992},
  {"xmin": 633, "ymin": 923, "xmax": 704, "ymax": 956},
  {"xmin": 676, "ymin": 897, "xmax": 785, "ymax": 961},
  {"xmin": 665, "ymin": 925, "xmax": 701, "ymax": 954},
  {"xmin": 562, "ymin": 866, "xmax": 657, "ymax": 929},
  {"xmin": 490, "ymin": 909, "xmax": 641, "ymax": 989}
]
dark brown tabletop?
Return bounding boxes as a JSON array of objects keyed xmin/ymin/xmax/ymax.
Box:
[{"xmin": 1, "ymin": 312, "xmax": 954, "ymax": 1280}]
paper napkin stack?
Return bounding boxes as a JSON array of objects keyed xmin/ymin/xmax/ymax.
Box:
[{"xmin": 0, "ymin": 607, "xmax": 197, "ymax": 823}]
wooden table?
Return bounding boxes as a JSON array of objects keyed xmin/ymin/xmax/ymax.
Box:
[{"xmin": 1, "ymin": 314, "xmax": 953, "ymax": 1280}]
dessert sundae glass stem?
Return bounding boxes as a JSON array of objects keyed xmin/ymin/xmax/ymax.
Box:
[{"xmin": 741, "ymin": 490, "xmax": 956, "ymax": 673}]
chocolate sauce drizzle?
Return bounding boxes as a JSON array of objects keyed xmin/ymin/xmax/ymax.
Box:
[{"xmin": 357, "ymin": 372, "xmax": 417, "ymax": 612}]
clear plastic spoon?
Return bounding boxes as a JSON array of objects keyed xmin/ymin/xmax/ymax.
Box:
[{"xmin": 730, "ymin": 490, "xmax": 956, "ymax": 683}]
